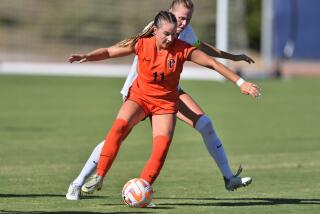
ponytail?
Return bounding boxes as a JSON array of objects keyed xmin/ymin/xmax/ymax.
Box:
[
  {"xmin": 116, "ymin": 11, "xmax": 177, "ymax": 48},
  {"xmin": 116, "ymin": 22, "xmax": 155, "ymax": 48}
]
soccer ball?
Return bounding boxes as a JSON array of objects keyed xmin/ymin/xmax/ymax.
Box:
[{"xmin": 122, "ymin": 178, "xmax": 153, "ymax": 208}]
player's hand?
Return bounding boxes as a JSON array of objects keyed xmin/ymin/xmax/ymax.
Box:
[
  {"xmin": 68, "ymin": 54, "xmax": 88, "ymax": 63},
  {"xmin": 240, "ymin": 81, "xmax": 261, "ymax": 99},
  {"xmin": 235, "ymin": 54, "xmax": 255, "ymax": 64}
]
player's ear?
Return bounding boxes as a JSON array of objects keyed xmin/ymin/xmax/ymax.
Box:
[{"xmin": 153, "ymin": 26, "xmax": 158, "ymax": 35}]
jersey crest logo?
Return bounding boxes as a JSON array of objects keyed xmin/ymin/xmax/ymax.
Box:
[{"xmin": 168, "ymin": 59, "xmax": 175, "ymax": 69}]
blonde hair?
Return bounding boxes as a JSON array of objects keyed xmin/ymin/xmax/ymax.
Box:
[
  {"xmin": 170, "ymin": 0, "xmax": 194, "ymax": 12},
  {"xmin": 117, "ymin": 11, "xmax": 177, "ymax": 48}
]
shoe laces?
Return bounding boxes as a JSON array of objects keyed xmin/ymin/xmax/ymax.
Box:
[
  {"xmin": 234, "ymin": 165, "xmax": 243, "ymax": 177},
  {"xmin": 70, "ymin": 184, "xmax": 80, "ymax": 195}
]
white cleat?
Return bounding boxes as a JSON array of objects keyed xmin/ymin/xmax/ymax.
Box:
[
  {"xmin": 66, "ymin": 183, "xmax": 81, "ymax": 200},
  {"xmin": 224, "ymin": 165, "xmax": 252, "ymax": 191},
  {"xmin": 81, "ymin": 174, "xmax": 103, "ymax": 194}
]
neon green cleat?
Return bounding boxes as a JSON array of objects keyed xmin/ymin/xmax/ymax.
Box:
[{"xmin": 81, "ymin": 174, "xmax": 104, "ymax": 194}]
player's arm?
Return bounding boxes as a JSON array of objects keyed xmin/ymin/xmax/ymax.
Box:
[
  {"xmin": 68, "ymin": 45, "xmax": 135, "ymax": 63},
  {"xmin": 198, "ymin": 41, "xmax": 255, "ymax": 64},
  {"xmin": 189, "ymin": 49, "xmax": 260, "ymax": 98}
]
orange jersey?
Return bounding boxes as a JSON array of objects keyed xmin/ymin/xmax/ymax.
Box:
[{"xmin": 129, "ymin": 36, "xmax": 196, "ymax": 113}]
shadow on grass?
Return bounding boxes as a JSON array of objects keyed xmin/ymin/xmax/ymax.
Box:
[
  {"xmin": 101, "ymin": 203, "xmax": 175, "ymax": 210},
  {"xmin": 0, "ymin": 194, "xmax": 170, "ymax": 213},
  {"xmin": 0, "ymin": 194, "xmax": 65, "ymax": 198},
  {"xmin": 0, "ymin": 193, "xmax": 109, "ymax": 200},
  {"xmin": 0, "ymin": 211, "xmax": 152, "ymax": 214},
  {"xmin": 155, "ymin": 197, "xmax": 320, "ymax": 206}
]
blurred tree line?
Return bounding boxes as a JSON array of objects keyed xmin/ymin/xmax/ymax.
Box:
[
  {"xmin": 0, "ymin": 0, "xmax": 261, "ymax": 61},
  {"xmin": 245, "ymin": 0, "xmax": 261, "ymax": 51}
]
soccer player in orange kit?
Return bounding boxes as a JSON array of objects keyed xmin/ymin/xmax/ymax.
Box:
[{"xmin": 68, "ymin": 10, "xmax": 260, "ymax": 203}]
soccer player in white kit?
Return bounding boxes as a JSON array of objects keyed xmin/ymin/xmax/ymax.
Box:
[{"xmin": 66, "ymin": 0, "xmax": 255, "ymax": 200}]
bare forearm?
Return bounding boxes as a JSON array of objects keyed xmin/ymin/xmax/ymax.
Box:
[
  {"xmin": 208, "ymin": 59, "xmax": 261, "ymax": 98},
  {"xmin": 210, "ymin": 60, "xmax": 240, "ymax": 84},
  {"xmin": 68, "ymin": 45, "xmax": 134, "ymax": 63},
  {"xmin": 199, "ymin": 42, "xmax": 236, "ymax": 60},
  {"xmin": 190, "ymin": 49, "xmax": 238, "ymax": 83},
  {"xmin": 85, "ymin": 48, "xmax": 110, "ymax": 61},
  {"xmin": 199, "ymin": 42, "xmax": 254, "ymax": 64},
  {"xmin": 190, "ymin": 49, "xmax": 261, "ymax": 98}
]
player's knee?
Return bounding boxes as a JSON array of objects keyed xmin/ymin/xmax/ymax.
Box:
[
  {"xmin": 195, "ymin": 115, "xmax": 214, "ymax": 135},
  {"xmin": 112, "ymin": 118, "xmax": 129, "ymax": 135}
]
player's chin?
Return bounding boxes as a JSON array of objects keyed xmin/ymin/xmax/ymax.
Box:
[{"xmin": 163, "ymin": 42, "xmax": 173, "ymax": 48}]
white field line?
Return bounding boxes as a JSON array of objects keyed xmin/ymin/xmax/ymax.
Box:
[{"xmin": 0, "ymin": 62, "xmax": 225, "ymax": 81}]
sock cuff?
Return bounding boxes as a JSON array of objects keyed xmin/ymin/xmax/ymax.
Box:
[
  {"xmin": 195, "ymin": 115, "xmax": 212, "ymax": 132},
  {"xmin": 153, "ymin": 135, "xmax": 170, "ymax": 143},
  {"xmin": 112, "ymin": 118, "xmax": 129, "ymax": 133},
  {"xmin": 114, "ymin": 118, "xmax": 128, "ymax": 126}
]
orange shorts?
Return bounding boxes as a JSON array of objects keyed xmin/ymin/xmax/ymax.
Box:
[{"xmin": 127, "ymin": 90, "xmax": 178, "ymax": 116}]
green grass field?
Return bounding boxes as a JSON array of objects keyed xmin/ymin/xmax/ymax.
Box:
[{"xmin": 0, "ymin": 75, "xmax": 319, "ymax": 213}]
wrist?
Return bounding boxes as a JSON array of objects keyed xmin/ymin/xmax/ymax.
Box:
[{"xmin": 236, "ymin": 78, "xmax": 245, "ymax": 87}]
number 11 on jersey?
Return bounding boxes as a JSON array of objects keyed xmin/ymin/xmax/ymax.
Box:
[{"xmin": 153, "ymin": 72, "xmax": 165, "ymax": 82}]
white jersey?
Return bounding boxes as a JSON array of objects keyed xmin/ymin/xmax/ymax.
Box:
[{"xmin": 120, "ymin": 25, "xmax": 199, "ymax": 99}]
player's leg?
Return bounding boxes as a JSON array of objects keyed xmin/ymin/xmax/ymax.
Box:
[
  {"xmin": 66, "ymin": 141, "xmax": 105, "ymax": 200},
  {"xmin": 81, "ymin": 100, "xmax": 147, "ymax": 194},
  {"xmin": 139, "ymin": 113, "xmax": 176, "ymax": 185},
  {"xmin": 72, "ymin": 141, "xmax": 103, "ymax": 186},
  {"xmin": 70, "ymin": 128, "xmax": 133, "ymax": 186},
  {"xmin": 177, "ymin": 89, "xmax": 252, "ymax": 190},
  {"xmin": 97, "ymin": 100, "xmax": 146, "ymax": 177},
  {"xmin": 66, "ymin": 127, "xmax": 133, "ymax": 200},
  {"xmin": 177, "ymin": 89, "xmax": 233, "ymax": 178}
]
